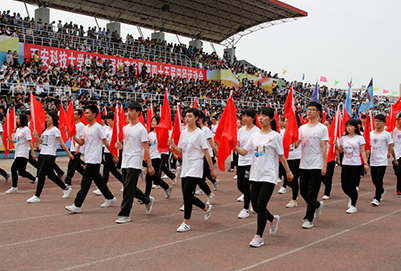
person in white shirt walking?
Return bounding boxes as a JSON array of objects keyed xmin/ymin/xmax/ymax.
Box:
[
  {"xmin": 392, "ymin": 114, "xmax": 401, "ymax": 197},
  {"xmin": 295, "ymin": 102, "xmax": 329, "ymax": 229},
  {"xmin": 235, "ymin": 107, "xmax": 293, "ymax": 247}
]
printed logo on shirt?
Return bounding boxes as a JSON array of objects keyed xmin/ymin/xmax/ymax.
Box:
[
  {"xmin": 344, "ymin": 142, "xmax": 354, "ymax": 159},
  {"xmin": 42, "ymin": 135, "xmax": 49, "ymax": 146},
  {"xmin": 149, "ymin": 138, "xmax": 157, "ymax": 146},
  {"xmin": 254, "ymin": 139, "xmax": 272, "ymax": 157},
  {"xmin": 182, "ymin": 139, "xmax": 194, "ymax": 154}
]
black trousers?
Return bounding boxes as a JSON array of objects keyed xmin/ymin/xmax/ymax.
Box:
[
  {"xmin": 145, "ymin": 158, "xmax": 169, "ymax": 196},
  {"xmin": 11, "ymin": 157, "xmax": 36, "ymax": 187},
  {"xmin": 0, "ymin": 168, "xmax": 7, "ymax": 179},
  {"xmin": 35, "ymin": 155, "xmax": 67, "ymax": 197},
  {"xmin": 237, "ymin": 165, "xmax": 251, "ymax": 209},
  {"xmin": 161, "ymin": 153, "xmax": 175, "ymax": 180},
  {"xmin": 118, "ymin": 168, "xmax": 151, "ymax": 217},
  {"xmin": 283, "ymin": 159, "xmax": 300, "ymax": 201},
  {"xmin": 230, "ymin": 152, "xmax": 238, "ymax": 169},
  {"xmin": 299, "ymin": 169, "xmax": 322, "ymax": 222},
  {"xmin": 74, "ymin": 163, "xmax": 114, "ymax": 207},
  {"xmin": 182, "ymin": 177, "xmax": 206, "ymax": 220},
  {"xmin": 28, "ymin": 152, "xmax": 64, "ymax": 177},
  {"xmin": 64, "ymin": 152, "xmax": 85, "ymax": 185},
  {"xmin": 321, "ymin": 161, "xmax": 336, "ymax": 196},
  {"xmin": 393, "ymin": 158, "xmax": 401, "ymax": 193},
  {"xmin": 203, "ymin": 157, "xmax": 216, "ymax": 185},
  {"xmin": 341, "ymin": 165, "xmax": 360, "ymax": 206},
  {"xmin": 103, "ymin": 153, "xmax": 123, "ymax": 184},
  {"xmin": 250, "ymin": 181, "xmax": 275, "ymax": 237},
  {"xmin": 370, "ymin": 166, "xmax": 386, "ymax": 201}
]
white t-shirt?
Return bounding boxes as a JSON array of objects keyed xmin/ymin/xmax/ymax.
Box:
[
  {"xmin": 211, "ymin": 124, "xmax": 218, "ymax": 133},
  {"xmin": 148, "ymin": 131, "xmax": 161, "ymax": 159},
  {"xmin": 83, "ymin": 123, "xmax": 106, "ymax": 164},
  {"xmin": 339, "ymin": 135, "xmax": 365, "ymax": 166},
  {"xmin": 0, "ymin": 123, "xmax": 3, "ymax": 145},
  {"xmin": 178, "ymin": 128, "xmax": 208, "ymax": 178},
  {"xmin": 244, "ymin": 130, "xmax": 284, "ymax": 184},
  {"xmin": 70, "ymin": 122, "xmax": 85, "ymax": 153},
  {"xmin": 238, "ymin": 125, "xmax": 260, "ymax": 166},
  {"xmin": 393, "ymin": 128, "xmax": 401, "ymax": 160},
  {"xmin": 370, "ymin": 130, "xmax": 393, "ymax": 166},
  {"xmin": 40, "ymin": 126, "xmax": 61, "ymax": 156},
  {"xmin": 121, "ymin": 123, "xmax": 148, "ymax": 169},
  {"xmin": 103, "ymin": 126, "xmax": 113, "ymax": 154},
  {"xmin": 202, "ymin": 126, "xmax": 214, "ymax": 157},
  {"xmin": 299, "ymin": 123, "xmax": 329, "ymax": 169},
  {"xmin": 14, "ymin": 127, "xmax": 32, "ymax": 159},
  {"xmin": 279, "ymin": 128, "xmax": 286, "ymax": 137},
  {"xmin": 288, "ymin": 143, "xmax": 302, "ymax": 160}
]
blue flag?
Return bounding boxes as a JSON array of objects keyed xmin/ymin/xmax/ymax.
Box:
[
  {"xmin": 302, "ymin": 74, "xmax": 305, "ymax": 81},
  {"xmin": 358, "ymin": 78, "xmax": 373, "ymax": 114},
  {"xmin": 344, "ymin": 79, "xmax": 353, "ymax": 117},
  {"xmin": 310, "ymin": 80, "xmax": 319, "ymax": 102}
]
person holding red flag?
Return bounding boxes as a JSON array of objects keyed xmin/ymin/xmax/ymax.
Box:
[
  {"xmin": 235, "ymin": 107, "xmax": 293, "ymax": 247},
  {"xmin": 5, "ymin": 113, "xmax": 37, "ymax": 193},
  {"xmin": 27, "ymin": 111, "xmax": 74, "ymax": 203},
  {"xmin": 169, "ymin": 108, "xmax": 215, "ymax": 232},
  {"xmin": 392, "ymin": 114, "xmax": 401, "ymax": 197}
]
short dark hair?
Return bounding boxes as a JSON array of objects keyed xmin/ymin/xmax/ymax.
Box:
[
  {"xmin": 47, "ymin": 111, "xmax": 59, "ymax": 128},
  {"xmin": 86, "ymin": 105, "xmax": 99, "ymax": 117},
  {"xmin": 345, "ymin": 119, "xmax": 361, "ymax": 135},
  {"xmin": 243, "ymin": 108, "xmax": 256, "ymax": 119},
  {"xmin": 127, "ymin": 102, "xmax": 142, "ymax": 116},
  {"xmin": 374, "ymin": 114, "xmax": 386, "ymax": 122},
  {"xmin": 75, "ymin": 109, "xmax": 83, "ymax": 117},
  {"xmin": 106, "ymin": 112, "xmax": 114, "ymax": 119},
  {"xmin": 306, "ymin": 102, "xmax": 322, "ymax": 112},
  {"xmin": 18, "ymin": 113, "xmax": 28, "ymax": 127}
]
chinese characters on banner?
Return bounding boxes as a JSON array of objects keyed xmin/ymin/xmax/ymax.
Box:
[{"xmin": 24, "ymin": 44, "xmax": 207, "ymax": 81}]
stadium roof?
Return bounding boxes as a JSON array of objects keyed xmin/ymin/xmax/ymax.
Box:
[{"xmin": 17, "ymin": 0, "xmax": 307, "ymax": 44}]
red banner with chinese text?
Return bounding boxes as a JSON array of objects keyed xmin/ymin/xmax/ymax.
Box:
[{"xmin": 24, "ymin": 44, "xmax": 207, "ymax": 81}]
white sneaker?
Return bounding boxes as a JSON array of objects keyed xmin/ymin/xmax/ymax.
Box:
[
  {"xmin": 346, "ymin": 206, "xmax": 357, "ymax": 214},
  {"xmin": 177, "ymin": 222, "xmax": 191, "ymax": 232},
  {"xmin": 314, "ymin": 201, "xmax": 324, "ymax": 219},
  {"xmin": 286, "ymin": 200, "xmax": 298, "ymax": 208},
  {"xmin": 152, "ymin": 184, "xmax": 161, "ymax": 189},
  {"xmin": 27, "ymin": 195, "xmax": 41, "ymax": 203},
  {"xmin": 146, "ymin": 197, "xmax": 154, "ymax": 214},
  {"xmin": 371, "ymin": 199, "xmax": 380, "ymax": 206},
  {"xmin": 213, "ymin": 179, "xmax": 220, "ymax": 191},
  {"xmin": 322, "ymin": 195, "xmax": 330, "ymax": 200},
  {"xmin": 172, "ymin": 175, "xmax": 177, "ymax": 186},
  {"xmin": 5, "ymin": 187, "xmax": 18, "ymax": 194},
  {"xmin": 206, "ymin": 193, "xmax": 215, "ymax": 205},
  {"xmin": 237, "ymin": 194, "xmax": 244, "ymax": 202},
  {"xmin": 278, "ymin": 186, "xmax": 287, "ymax": 194},
  {"xmin": 380, "ymin": 190, "xmax": 386, "ymax": 201},
  {"xmin": 180, "ymin": 204, "xmax": 185, "ymax": 211},
  {"xmin": 249, "ymin": 234, "xmax": 264, "ymax": 247},
  {"xmin": 162, "ymin": 174, "xmax": 168, "ymax": 179},
  {"xmin": 62, "ymin": 186, "xmax": 72, "ymax": 198},
  {"xmin": 165, "ymin": 186, "xmax": 172, "ymax": 199},
  {"xmin": 238, "ymin": 209, "xmax": 249, "ymax": 219},
  {"xmin": 116, "ymin": 216, "xmax": 131, "ymax": 224},
  {"xmin": 302, "ymin": 219, "xmax": 314, "ymax": 229},
  {"xmin": 348, "ymin": 198, "xmax": 352, "ymax": 208},
  {"xmin": 5, "ymin": 173, "xmax": 10, "ymax": 183},
  {"xmin": 204, "ymin": 204, "xmax": 212, "ymax": 221},
  {"xmin": 195, "ymin": 188, "xmax": 204, "ymax": 195},
  {"xmin": 269, "ymin": 215, "xmax": 280, "ymax": 235},
  {"xmin": 93, "ymin": 189, "xmax": 102, "ymax": 196},
  {"xmin": 233, "ymin": 175, "xmax": 237, "ymax": 179},
  {"xmin": 65, "ymin": 204, "xmax": 81, "ymax": 213},
  {"xmin": 101, "ymin": 197, "xmax": 117, "ymax": 208}
]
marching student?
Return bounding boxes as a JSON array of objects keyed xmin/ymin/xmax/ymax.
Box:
[
  {"xmin": 27, "ymin": 111, "xmax": 74, "ymax": 203},
  {"xmin": 169, "ymin": 108, "xmax": 215, "ymax": 232},
  {"xmin": 334, "ymin": 119, "xmax": 369, "ymax": 213},
  {"xmin": 321, "ymin": 118, "xmax": 336, "ymax": 200},
  {"xmin": 236, "ymin": 108, "xmax": 260, "ymax": 218},
  {"xmin": 295, "ymin": 102, "xmax": 328, "ymax": 229},
  {"xmin": 5, "ymin": 113, "xmax": 36, "ymax": 193},
  {"xmin": 235, "ymin": 107, "xmax": 293, "ymax": 247},
  {"xmin": 145, "ymin": 116, "xmax": 173, "ymax": 199},
  {"xmin": 115, "ymin": 102, "xmax": 156, "ymax": 224},
  {"xmin": 392, "ymin": 114, "xmax": 401, "ymax": 197},
  {"xmin": 65, "ymin": 105, "xmax": 117, "ymax": 212},
  {"xmin": 64, "ymin": 109, "xmax": 85, "ymax": 186},
  {"xmin": 369, "ymin": 114, "xmax": 397, "ymax": 206}
]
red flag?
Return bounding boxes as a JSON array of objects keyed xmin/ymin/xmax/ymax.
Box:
[
  {"xmin": 386, "ymin": 105, "xmax": 396, "ymax": 133},
  {"xmin": 363, "ymin": 112, "xmax": 371, "ymax": 152},
  {"xmin": 342, "ymin": 110, "xmax": 350, "ymax": 137},
  {"xmin": 66, "ymin": 100, "xmax": 76, "ymax": 137},
  {"xmin": 204, "ymin": 109, "xmax": 207, "ymax": 116},
  {"xmin": 256, "ymin": 114, "xmax": 261, "ymax": 129},
  {"xmin": 299, "ymin": 115, "xmax": 304, "ymax": 125},
  {"xmin": 322, "ymin": 112, "xmax": 327, "ymax": 123},
  {"xmin": 30, "ymin": 93, "xmax": 46, "ymax": 133},
  {"xmin": 2, "ymin": 108, "xmax": 16, "ymax": 157},
  {"xmin": 214, "ymin": 96, "xmax": 237, "ymax": 171},
  {"xmin": 96, "ymin": 106, "xmax": 102, "ymax": 125},
  {"xmin": 393, "ymin": 96, "xmax": 401, "ymax": 114},
  {"xmin": 155, "ymin": 89, "xmax": 172, "ymax": 153},
  {"xmin": 59, "ymin": 103, "xmax": 68, "ymax": 143},
  {"xmin": 193, "ymin": 97, "xmax": 198, "ymax": 109},
  {"xmin": 327, "ymin": 109, "xmax": 341, "ymax": 162},
  {"xmin": 103, "ymin": 108, "xmax": 107, "ymax": 116},
  {"xmin": 80, "ymin": 113, "xmax": 89, "ymax": 125},
  {"xmin": 282, "ymin": 85, "xmax": 299, "ymax": 158},
  {"xmin": 274, "ymin": 111, "xmax": 280, "ymax": 134},
  {"xmin": 29, "ymin": 119, "xmax": 36, "ymax": 145},
  {"xmin": 171, "ymin": 104, "xmax": 182, "ymax": 157},
  {"xmin": 119, "ymin": 105, "xmax": 127, "ymax": 127},
  {"xmin": 109, "ymin": 104, "xmax": 123, "ymax": 157},
  {"xmin": 139, "ymin": 112, "xmax": 145, "ymax": 127},
  {"xmin": 146, "ymin": 105, "xmax": 154, "ymax": 133}
]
